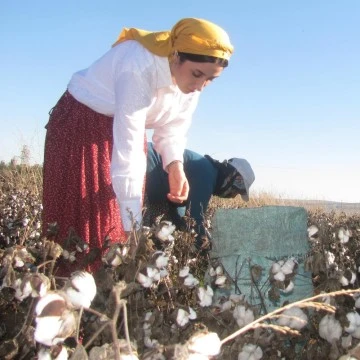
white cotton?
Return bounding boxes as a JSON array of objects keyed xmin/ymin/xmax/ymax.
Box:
[
  {"xmin": 155, "ymin": 253, "xmax": 169, "ymax": 269},
  {"xmin": 65, "ymin": 271, "xmax": 96, "ymax": 308},
  {"xmin": 238, "ymin": 343, "xmax": 263, "ymax": 360},
  {"xmin": 338, "ymin": 227, "xmax": 351, "ymax": 244},
  {"xmin": 136, "ymin": 273, "xmax": 153, "ymax": 288},
  {"xmin": 215, "ymin": 266, "xmax": 224, "ymax": 276},
  {"xmin": 319, "ymin": 315, "xmax": 342, "ymax": 343},
  {"xmin": 215, "ymin": 275, "xmax": 227, "ymax": 287},
  {"xmin": 187, "ymin": 332, "xmax": 222, "ymax": 356},
  {"xmin": 156, "ymin": 222, "xmax": 176, "ymax": 241},
  {"xmin": 281, "ymin": 280, "xmax": 294, "ymax": 294},
  {"xmin": 271, "ymin": 263, "xmax": 281, "ymax": 274},
  {"xmin": 198, "ymin": 286, "xmax": 213, "ymax": 307},
  {"xmin": 146, "ymin": 267, "xmax": 160, "ymax": 282},
  {"xmin": 209, "ymin": 267, "xmax": 216, "ymax": 277},
  {"xmin": 273, "ymin": 271, "xmax": 285, "ymax": 282},
  {"xmin": 176, "ymin": 308, "xmax": 190, "ymax": 327},
  {"xmin": 35, "ymin": 317, "xmax": 65, "ymax": 346},
  {"xmin": 355, "ymin": 296, "xmax": 360, "ymax": 309},
  {"xmin": 345, "ymin": 312, "xmax": 360, "ymax": 339},
  {"xmin": 307, "ymin": 225, "xmax": 319, "ymax": 239},
  {"xmin": 282, "ymin": 258, "xmax": 296, "ymax": 275},
  {"xmin": 188, "ymin": 307, "xmax": 197, "ymax": 320},
  {"xmin": 15, "ymin": 279, "xmax": 32, "ymax": 301},
  {"xmin": 277, "ymin": 307, "xmax": 308, "ymax": 330},
  {"xmin": 184, "ymin": 274, "xmax": 199, "ymax": 288},
  {"xmin": 179, "ymin": 266, "xmax": 190, "ymax": 277},
  {"xmin": 340, "ymin": 276, "xmax": 350, "ymax": 287},
  {"xmin": 233, "ymin": 305, "xmax": 255, "ymax": 328}
]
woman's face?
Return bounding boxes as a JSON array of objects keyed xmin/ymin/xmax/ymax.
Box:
[{"xmin": 170, "ymin": 59, "xmax": 224, "ymax": 94}]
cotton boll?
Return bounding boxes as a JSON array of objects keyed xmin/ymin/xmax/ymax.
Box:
[
  {"xmin": 271, "ymin": 263, "xmax": 282, "ymax": 274},
  {"xmin": 156, "ymin": 221, "xmax": 176, "ymax": 241},
  {"xmin": 281, "ymin": 280, "xmax": 294, "ymax": 294},
  {"xmin": 64, "ymin": 271, "xmax": 96, "ymax": 308},
  {"xmin": 319, "ymin": 315, "xmax": 342, "ymax": 343},
  {"xmin": 179, "ymin": 266, "xmax": 190, "ymax": 277},
  {"xmin": 154, "ymin": 252, "xmax": 169, "ymax": 269},
  {"xmin": 146, "ymin": 267, "xmax": 160, "ymax": 282},
  {"xmin": 34, "ymin": 293, "xmax": 77, "ymax": 346},
  {"xmin": 215, "ymin": 275, "xmax": 227, "ymax": 287},
  {"xmin": 176, "ymin": 308, "xmax": 190, "ymax": 327},
  {"xmin": 233, "ymin": 305, "xmax": 255, "ymax": 328},
  {"xmin": 345, "ymin": 312, "xmax": 360, "ymax": 339},
  {"xmin": 307, "ymin": 225, "xmax": 319, "ymax": 239},
  {"xmin": 273, "ymin": 271, "xmax": 285, "ymax": 282},
  {"xmin": 238, "ymin": 343, "xmax": 263, "ymax": 360},
  {"xmin": 198, "ymin": 286, "xmax": 213, "ymax": 307},
  {"xmin": 184, "ymin": 274, "xmax": 199, "ymax": 288},
  {"xmin": 137, "ymin": 273, "xmax": 153, "ymax": 288},
  {"xmin": 188, "ymin": 307, "xmax": 197, "ymax": 320},
  {"xmin": 282, "ymin": 258, "xmax": 296, "ymax": 275},
  {"xmin": 187, "ymin": 331, "xmax": 222, "ymax": 356},
  {"xmin": 277, "ymin": 307, "xmax": 308, "ymax": 330},
  {"xmin": 208, "ymin": 267, "xmax": 216, "ymax": 277},
  {"xmin": 338, "ymin": 227, "xmax": 351, "ymax": 244}
]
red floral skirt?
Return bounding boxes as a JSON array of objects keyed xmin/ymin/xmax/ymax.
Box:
[{"xmin": 42, "ymin": 91, "xmax": 144, "ymax": 274}]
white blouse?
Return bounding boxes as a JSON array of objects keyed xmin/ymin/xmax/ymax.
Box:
[{"xmin": 67, "ymin": 40, "xmax": 200, "ymax": 231}]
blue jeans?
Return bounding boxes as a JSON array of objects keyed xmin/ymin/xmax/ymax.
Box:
[{"xmin": 146, "ymin": 143, "xmax": 217, "ymax": 236}]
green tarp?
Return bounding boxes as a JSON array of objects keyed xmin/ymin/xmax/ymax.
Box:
[{"xmin": 210, "ymin": 206, "xmax": 313, "ymax": 313}]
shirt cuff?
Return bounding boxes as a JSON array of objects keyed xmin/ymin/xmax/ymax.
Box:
[{"xmin": 119, "ymin": 198, "xmax": 143, "ymax": 231}]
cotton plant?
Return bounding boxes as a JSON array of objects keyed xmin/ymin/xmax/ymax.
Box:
[
  {"xmin": 14, "ymin": 272, "xmax": 50, "ymax": 301},
  {"xmin": 318, "ymin": 314, "xmax": 342, "ymax": 344},
  {"xmin": 238, "ymin": 343, "xmax": 263, "ymax": 360},
  {"xmin": 277, "ymin": 307, "xmax": 308, "ymax": 330},
  {"xmin": 34, "ymin": 292, "xmax": 77, "ymax": 346},
  {"xmin": 63, "ymin": 271, "xmax": 97, "ymax": 308}
]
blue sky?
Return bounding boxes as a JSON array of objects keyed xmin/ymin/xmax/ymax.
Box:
[{"xmin": 1, "ymin": 1, "xmax": 359, "ymax": 203}]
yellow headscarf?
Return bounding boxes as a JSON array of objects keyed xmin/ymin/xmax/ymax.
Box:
[{"xmin": 112, "ymin": 18, "xmax": 234, "ymax": 60}]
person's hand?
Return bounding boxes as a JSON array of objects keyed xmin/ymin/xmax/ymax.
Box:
[{"xmin": 166, "ymin": 161, "xmax": 189, "ymax": 204}]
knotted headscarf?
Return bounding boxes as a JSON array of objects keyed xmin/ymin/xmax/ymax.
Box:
[{"xmin": 112, "ymin": 17, "xmax": 234, "ymax": 60}]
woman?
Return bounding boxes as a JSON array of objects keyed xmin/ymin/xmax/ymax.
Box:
[
  {"xmin": 42, "ymin": 18, "xmax": 233, "ymax": 272},
  {"xmin": 145, "ymin": 143, "xmax": 255, "ymax": 248}
]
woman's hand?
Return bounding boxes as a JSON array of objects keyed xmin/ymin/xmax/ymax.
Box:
[{"xmin": 166, "ymin": 161, "xmax": 189, "ymax": 203}]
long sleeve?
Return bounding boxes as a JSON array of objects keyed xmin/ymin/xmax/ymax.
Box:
[
  {"xmin": 111, "ymin": 64, "xmax": 155, "ymax": 231},
  {"xmin": 152, "ymin": 91, "xmax": 200, "ymax": 169}
]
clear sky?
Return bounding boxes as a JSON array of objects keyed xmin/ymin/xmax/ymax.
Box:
[{"xmin": 1, "ymin": 1, "xmax": 359, "ymax": 203}]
